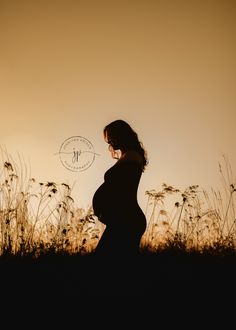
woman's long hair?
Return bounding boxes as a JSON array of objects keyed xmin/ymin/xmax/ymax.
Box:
[{"xmin": 103, "ymin": 119, "xmax": 148, "ymax": 171}]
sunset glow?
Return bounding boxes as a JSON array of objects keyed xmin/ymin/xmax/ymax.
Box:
[{"xmin": 1, "ymin": 0, "xmax": 235, "ymax": 212}]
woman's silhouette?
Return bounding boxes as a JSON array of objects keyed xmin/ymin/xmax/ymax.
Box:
[{"xmin": 92, "ymin": 119, "xmax": 148, "ymax": 258}]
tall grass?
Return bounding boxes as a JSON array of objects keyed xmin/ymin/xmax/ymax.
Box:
[
  {"xmin": 0, "ymin": 147, "xmax": 235, "ymax": 257},
  {"xmin": 141, "ymin": 156, "xmax": 236, "ymax": 255},
  {"xmin": 0, "ymin": 147, "xmax": 102, "ymax": 257}
]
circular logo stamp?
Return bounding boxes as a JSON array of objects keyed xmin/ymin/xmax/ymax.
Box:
[{"xmin": 58, "ymin": 136, "xmax": 99, "ymax": 172}]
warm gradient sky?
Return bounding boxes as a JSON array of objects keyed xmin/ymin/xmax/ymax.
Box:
[{"xmin": 1, "ymin": 0, "xmax": 235, "ymax": 211}]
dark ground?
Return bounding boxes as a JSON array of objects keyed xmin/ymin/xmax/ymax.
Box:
[{"xmin": 0, "ymin": 250, "xmax": 235, "ymax": 327}]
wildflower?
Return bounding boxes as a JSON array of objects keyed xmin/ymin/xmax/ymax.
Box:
[
  {"xmin": 4, "ymin": 162, "xmax": 13, "ymax": 171},
  {"xmin": 162, "ymin": 183, "xmax": 180, "ymax": 193},
  {"xmin": 61, "ymin": 183, "xmax": 71, "ymax": 190},
  {"xmin": 45, "ymin": 181, "xmax": 56, "ymax": 187},
  {"xmin": 66, "ymin": 195, "xmax": 74, "ymax": 202}
]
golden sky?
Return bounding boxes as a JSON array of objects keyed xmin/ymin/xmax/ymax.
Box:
[{"xmin": 0, "ymin": 0, "xmax": 236, "ymax": 211}]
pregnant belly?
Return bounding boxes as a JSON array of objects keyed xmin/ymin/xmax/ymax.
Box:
[
  {"xmin": 92, "ymin": 183, "xmax": 146, "ymax": 234},
  {"xmin": 92, "ymin": 183, "xmax": 107, "ymax": 217}
]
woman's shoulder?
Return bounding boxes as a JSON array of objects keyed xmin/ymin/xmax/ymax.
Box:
[{"xmin": 104, "ymin": 151, "xmax": 143, "ymax": 180}]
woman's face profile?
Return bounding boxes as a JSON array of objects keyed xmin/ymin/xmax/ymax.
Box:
[{"xmin": 104, "ymin": 130, "xmax": 121, "ymax": 160}]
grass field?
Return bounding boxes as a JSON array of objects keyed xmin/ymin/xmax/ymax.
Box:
[{"xmin": 0, "ymin": 149, "xmax": 235, "ymax": 326}]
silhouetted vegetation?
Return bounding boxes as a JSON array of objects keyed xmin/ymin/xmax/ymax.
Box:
[
  {"xmin": 0, "ymin": 148, "xmax": 235, "ymax": 258},
  {"xmin": 0, "ymin": 147, "xmax": 235, "ymax": 326}
]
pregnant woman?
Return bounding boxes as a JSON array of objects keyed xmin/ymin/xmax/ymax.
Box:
[{"xmin": 92, "ymin": 119, "xmax": 148, "ymax": 258}]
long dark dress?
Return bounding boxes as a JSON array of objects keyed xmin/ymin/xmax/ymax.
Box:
[{"xmin": 92, "ymin": 152, "xmax": 147, "ymax": 257}]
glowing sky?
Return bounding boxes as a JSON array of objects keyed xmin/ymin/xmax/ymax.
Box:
[{"xmin": 1, "ymin": 0, "xmax": 235, "ymax": 211}]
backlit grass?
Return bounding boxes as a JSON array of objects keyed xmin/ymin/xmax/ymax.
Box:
[{"xmin": 0, "ymin": 147, "xmax": 235, "ymax": 258}]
